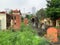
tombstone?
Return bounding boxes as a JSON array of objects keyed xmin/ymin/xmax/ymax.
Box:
[
  {"xmin": 47, "ymin": 27, "xmax": 58, "ymax": 42},
  {"xmin": 58, "ymin": 29, "xmax": 60, "ymax": 40},
  {"xmin": 12, "ymin": 10, "xmax": 21, "ymax": 30},
  {"xmin": 56, "ymin": 20, "xmax": 60, "ymax": 26},
  {"xmin": 24, "ymin": 18, "xmax": 28, "ymax": 25}
]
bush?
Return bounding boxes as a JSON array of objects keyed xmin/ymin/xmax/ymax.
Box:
[
  {"xmin": 15, "ymin": 32, "xmax": 49, "ymax": 45},
  {"xmin": 0, "ymin": 31, "xmax": 15, "ymax": 45},
  {"xmin": 0, "ymin": 23, "xmax": 50, "ymax": 45}
]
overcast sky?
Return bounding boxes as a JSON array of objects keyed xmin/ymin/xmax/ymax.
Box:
[{"xmin": 0, "ymin": 0, "xmax": 47, "ymax": 13}]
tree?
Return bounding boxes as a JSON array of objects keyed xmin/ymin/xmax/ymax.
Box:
[
  {"xmin": 8, "ymin": 10, "xmax": 13, "ymax": 14},
  {"xmin": 46, "ymin": 0, "xmax": 60, "ymax": 26},
  {"xmin": 25, "ymin": 14, "xmax": 33, "ymax": 19},
  {"xmin": 36, "ymin": 8, "xmax": 46, "ymax": 19}
]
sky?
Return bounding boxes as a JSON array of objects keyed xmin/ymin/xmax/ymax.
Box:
[{"xmin": 0, "ymin": 0, "xmax": 47, "ymax": 13}]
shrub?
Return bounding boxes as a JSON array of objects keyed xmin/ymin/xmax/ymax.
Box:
[{"xmin": 0, "ymin": 23, "xmax": 50, "ymax": 45}]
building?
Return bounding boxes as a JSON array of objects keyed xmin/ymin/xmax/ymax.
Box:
[
  {"xmin": 22, "ymin": 13, "xmax": 26, "ymax": 18},
  {"xmin": 0, "ymin": 9, "xmax": 21, "ymax": 30},
  {"xmin": 32, "ymin": 7, "xmax": 36, "ymax": 15},
  {"xmin": 12, "ymin": 9, "xmax": 21, "ymax": 29},
  {"xmin": 0, "ymin": 12, "xmax": 7, "ymax": 29}
]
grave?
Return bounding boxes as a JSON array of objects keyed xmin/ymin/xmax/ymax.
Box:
[
  {"xmin": 24, "ymin": 18, "xmax": 28, "ymax": 25},
  {"xmin": 46, "ymin": 27, "xmax": 58, "ymax": 42}
]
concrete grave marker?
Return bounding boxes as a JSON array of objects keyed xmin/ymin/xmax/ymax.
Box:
[
  {"xmin": 47, "ymin": 27, "xmax": 58, "ymax": 42},
  {"xmin": 24, "ymin": 18, "xmax": 28, "ymax": 25}
]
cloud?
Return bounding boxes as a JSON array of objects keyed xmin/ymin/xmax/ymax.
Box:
[{"xmin": 0, "ymin": 0, "xmax": 47, "ymax": 13}]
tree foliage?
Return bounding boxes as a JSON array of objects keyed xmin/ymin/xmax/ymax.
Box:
[
  {"xmin": 25, "ymin": 14, "xmax": 33, "ymax": 19},
  {"xmin": 36, "ymin": 8, "xmax": 46, "ymax": 19},
  {"xmin": 46, "ymin": 0, "xmax": 60, "ymax": 20}
]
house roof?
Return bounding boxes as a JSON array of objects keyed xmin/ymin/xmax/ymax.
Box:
[
  {"xmin": 0, "ymin": 11, "xmax": 6, "ymax": 14},
  {"xmin": 11, "ymin": 9, "xmax": 21, "ymax": 15},
  {"xmin": 12, "ymin": 9, "xmax": 20, "ymax": 13},
  {"xmin": 0, "ymin": 9, "xmax": 22, "ymax": 15}
]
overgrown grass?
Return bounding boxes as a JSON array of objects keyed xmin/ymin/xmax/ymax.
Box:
[
  {"xmin": 0, "ymin": 23, "xmax": 50, "ymax": 45},
  {"xmin": 55, "ymin": 26, "xmax": 60, "ymax": 29}
]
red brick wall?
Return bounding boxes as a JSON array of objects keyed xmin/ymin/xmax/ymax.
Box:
[
  {"xmin": 12, "ymin": 9, "xmax": 21, "ymax": 30},
  {"xmin": 14, "ymin": 15, "xmax": 21, "ymax": 29}
]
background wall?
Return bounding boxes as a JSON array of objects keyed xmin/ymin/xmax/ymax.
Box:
[{"xmin": 0, "ymin": 14, "xmax": 6, "ymax": 29}]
